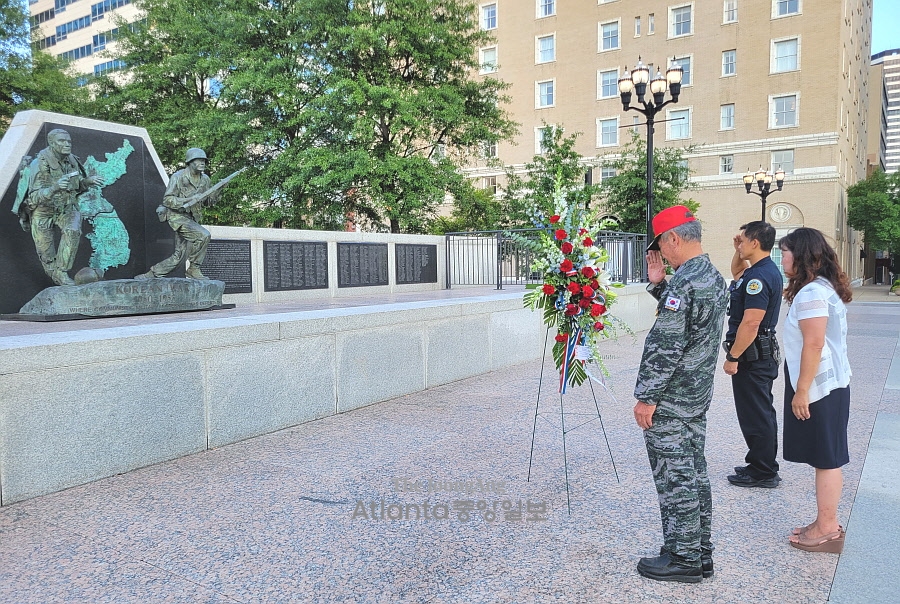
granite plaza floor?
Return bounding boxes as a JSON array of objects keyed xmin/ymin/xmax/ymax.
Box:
[{"xmin": 1, "ymin": 284, "xmax": 898, "ymax": 603}]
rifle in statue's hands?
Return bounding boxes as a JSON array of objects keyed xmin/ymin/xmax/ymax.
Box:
[{"xmin": 181, "ymin": 167, "xmax": 247, "ymax": 210}]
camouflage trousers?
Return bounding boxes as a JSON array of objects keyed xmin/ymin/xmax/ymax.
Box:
[{"xmin": 643, "ymin": 415, "xmax": 712, "ymax": 567}]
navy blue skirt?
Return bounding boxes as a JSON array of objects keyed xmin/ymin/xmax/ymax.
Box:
[{"xmin": 783, "ymin": 363, "xmax": 850, "ymax": 469}]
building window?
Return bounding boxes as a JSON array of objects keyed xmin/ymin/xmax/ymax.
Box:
[
  {"xmin": 771, "ymin": 94, "xmax": 798, "ymax": 127},
  {"xmin": 59, "ymin": 44, "xmax": 92, "ymax": 62},
  {"xmin": 597, "ymin": 117, "xmax": 619, "ymax": 147},
  {"xmin": 724, "ymin": 0, "xmax": 737, "ymax": 22},
  {"xmin": 668, "ymin": 108, "xmax": 691, "ymax": 140},
  {"xmin": 481, "ymin": 3, "xmax": 497, "ymax": 30},
  {"xmin": 483, "ymin": 141, "xmax": 497, "ymax": 158},
  {"xmin": 720, "ymin": 155, "xmax": 734, "ymax": 174},
  {"xmin": 670, "ymin": 4, "xmax": 692, "ymax": 38},
  {"xmin": 93, "ymin": 59, "xmax": 125, "ymax": 76},
  {"xmin": 484, "ymin": 176, "xmax": 498, "ymax": 195},
  {"xmin": 538, "ymin": 0, "xmax": 554, "ymax": 18},
  {"xmin": 722, "ymin": 50, "xmax": 736, "ymax": 76},
  {"xmin": 537, "ymin": 80, "xmax": 555, "ymax": 108},
  {"xmin": 480, "ymin": 47, "xmax": 497, "ymax": 73},
  {"xmin": 536, "ymin": 126, "xmax": 554, "ymax": 154},
  {"xmin": 648, "ymin": 13, "xmax": 655, "ymax": 34},
  {"xmin": 598, "ymin": 69, "xmax": 618, "ymax": 98},
  {"xmin": 720, "ymin": 103, "xmax": 735, "ymax": 129},
  {"xmin": 672, "ymin": 56, "xmax": 692, "ymax": 86},
  {"xmin": 635, "ymin": 17, "xmax": 641, "ymax": 36},
  {"xmin": 775, "ymin": 0, "xmax": 799, "ymax": 17},
  {"xmin": 772, "ymin": 149, "xmax": 794, "ymax": 173},
  {"xmin": 772, "ymin": 38, "xmax": 799, "ymax": 72},
  {"xmin": 600, "ymin": 20, "xmax": 620, "ymax": 51},
  {"xmin": 91, "ymin": 0, "xmax": 131, "ymax": 22},
  {"xmin": 601, "ymin": 166, "xmax": 617, "ymax": 180},
  {"xmin": 632, "ymin": 115, "xmax": 640, "ymax": 133},
  {"xmin": 537, "ymin": 35, "xmax": 555, "ymax": 63}
]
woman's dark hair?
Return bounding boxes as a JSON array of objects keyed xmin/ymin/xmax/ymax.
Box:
[{"xmin": 779, "ymin": 228, "xmax": 852, "ymax": 304}]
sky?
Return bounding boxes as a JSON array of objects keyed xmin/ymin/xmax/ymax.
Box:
[{"xmin": 872, "ymin": 0, "xmax": 900, "ymax": 55}]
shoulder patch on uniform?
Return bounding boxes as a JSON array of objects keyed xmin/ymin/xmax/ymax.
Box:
[
  {"xmin": 746, "ymin": 279, "xmax": 763, "ymax": 295},
  {"xmin": 664, "ymin": 296, "xmax": 681, "ymax": 311}
]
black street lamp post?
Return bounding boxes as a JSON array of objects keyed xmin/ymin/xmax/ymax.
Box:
[
  {"xmin": 742, "ymin": 167, "xmax": 786, "ymax": 222},
  {"xmin": 617, "ymin": 58, "xmax": 683, "ymax": 263}
]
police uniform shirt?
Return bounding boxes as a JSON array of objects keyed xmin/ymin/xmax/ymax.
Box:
[{"xmin": 726, "ymin": 255, "xmax": 782, "ymax": 339}]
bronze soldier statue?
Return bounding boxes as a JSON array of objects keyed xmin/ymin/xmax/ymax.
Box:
[
  {"xmin": 22, "ymin": 129, "xmax": 106, "ymax": 286},
  {"xmin": 137, "ymin": 148, "xmax": 237, "ymax": 280}
]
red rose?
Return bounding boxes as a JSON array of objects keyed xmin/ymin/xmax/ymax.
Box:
[
  {"xmin": 591, "ymin": 279, "xmax": 600, "ymax": 290},
  {"xmin": 560, "ymin": 242, "xmax": 574, "ymax": 254},
  {"xmin": 582, "ymin": 285, "xmax": 595, "ymax": 299},
  {"xmin": 582, "ymin": 237, "xmax": 594, "ymax": 247},
  {"xmin": 581, "ymin": 266, "xmax": 595, "ymax": 278},
  {"xmin": 579, "ymin": 298, "xmax": 592, "ymax": 309},
  {"xmin": 590, "ymin": 303, "xmax": 604, "ymax": 317},
  {"xmin": 594, "ymin": 321, "xmax": 605, "ymax": 331},
  {"xmin": 555, "ymin": 333, "xmax": 567, "ymax": 342},
  {"xmin": 567, "ymin": 282, "xmax": 581, "ymax": 294},
  {"xmin": 560, "ymin": 259, "xmax": 574, "ymax": 272},
  {"xmin": 565, "ymin": 304, "xmax": 578, "ymax": 316},
  {"xmin": 555, "ymin": 229, "xmax": 568, "ymax": 240},
  {"xmin": 549, "ymin": 215, "xmax": 561, "ymax": 223},
  {"xmin": 579, "ymin": 228, "xmax": 588, "ymax": 235},
  {"xmin": 542, "ymin": 284, "xmax": 556, "ymax": 295}
]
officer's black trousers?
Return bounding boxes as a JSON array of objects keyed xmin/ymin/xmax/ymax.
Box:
[{"xmin": 731, "ymin": 358, "xmax": 780, "ymax": 478}]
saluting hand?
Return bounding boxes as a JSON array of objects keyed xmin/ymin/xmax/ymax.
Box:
[{"xmin": 646, "ymin": 251, "xmax": 666, "ymax": 284}]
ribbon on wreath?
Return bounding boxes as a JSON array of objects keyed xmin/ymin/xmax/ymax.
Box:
[{"xmin": 559, "ymin": 326, "xmax": 585, "ymax": 394}]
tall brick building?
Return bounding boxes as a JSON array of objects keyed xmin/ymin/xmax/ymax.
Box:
[{"xmin": 467, "ymin": 0, "xmax": 872, "ymax": 279}]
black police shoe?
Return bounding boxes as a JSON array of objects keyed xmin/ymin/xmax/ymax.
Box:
[
  {"xmin": 638, "ymin": 553, "xmax": 702, "ymax": 583},
  {"xmin": 734, "ymin": 466, "xmax": 783, "ymax": 482},
  {"xmin": 659, "ymin": 547, "xmax": 713, "ymax": 578},
  {"xmin": 727, "ymin": 473, "xmax": 780, "ymax": 488}
]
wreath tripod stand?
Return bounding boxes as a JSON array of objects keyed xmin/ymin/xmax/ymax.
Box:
[{"xmin": 526, "ymin": 328, "xmax": 620, "ymax": 514}]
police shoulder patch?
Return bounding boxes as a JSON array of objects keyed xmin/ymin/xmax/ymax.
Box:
[
  {"xmin": 746, "ymin": 279, "xmax": 763, "ymax": 295},
  {"xmin": 664, "ymin": 296, "xmax": 681, "ymax": 311}
]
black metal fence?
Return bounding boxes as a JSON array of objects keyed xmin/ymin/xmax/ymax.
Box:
[{"xmin": 444, "ymin": 228, "xmax": 647, "ymax": 289}]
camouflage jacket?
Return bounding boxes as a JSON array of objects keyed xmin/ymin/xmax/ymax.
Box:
[{"xmin": 634, "ymin": 253, "xmax": 728, "ymax": 419}]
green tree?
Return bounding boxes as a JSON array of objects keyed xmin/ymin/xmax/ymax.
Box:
[
  {"xmin": 597, "ymin": 131, "xmax": 697, "ymax": 234},
  {"xmin": 847, "ymin": 168, "xmax": 900, "ymax": 252},
  {"xmin": 429, "ymin": 185, "xmax": 504, "ymax": 233},
  {"xmin": 1, "ymin": 0, "xmax": 88, "ymax": 136},
  {"xmin": 91, "ymin": 0, "xmax": 516, "ymax": 232},
  {"xmin": 502, "ymin": 127, "xmax": 599, "ymax": 228}
]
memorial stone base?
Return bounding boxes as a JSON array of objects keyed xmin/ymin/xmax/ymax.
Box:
[{"xmin": 7, "ymin": 278, "xmax": 227, "ymax": 319}]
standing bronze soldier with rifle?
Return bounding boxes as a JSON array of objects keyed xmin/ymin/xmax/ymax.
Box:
[{"xmin": 137, "ymin": 148, "xmax": 243, "ymax": 280}]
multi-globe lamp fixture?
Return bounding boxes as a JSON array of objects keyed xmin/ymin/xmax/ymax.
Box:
[{"xmin": 616, "ymin": 58, "xmax": 684, "ymax": 277}]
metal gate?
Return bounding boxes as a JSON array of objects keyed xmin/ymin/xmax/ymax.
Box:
[{"xmin": 444, "ymin": 229, "xmax": 647, "ymax": 289}]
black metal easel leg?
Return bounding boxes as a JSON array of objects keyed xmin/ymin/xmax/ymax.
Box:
[
  {"xmin": 588, "ymin": 378, "xmax": 620, "ymax": 484},
  {"xmin": 560, "ymin": 391, "xmax": 571, "ymax": 514},
  {"xmin": 526, "ymin": 327, "xmax": 550, "ymax": 482}
]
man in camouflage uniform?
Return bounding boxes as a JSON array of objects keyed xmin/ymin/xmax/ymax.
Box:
[
  {"xmin": 633, "ymin": 205, "xmax": 728, "ymax": 583},
  {"xmin": 136, "ymin": 148, "xmax": 217, "ymax": 280},
  {"xmin": 24, "ymin": 129, "xmax": 106, "ymax": 286}
]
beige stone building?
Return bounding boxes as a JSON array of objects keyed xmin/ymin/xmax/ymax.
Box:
[
  {"xmin": 29, "ymin": 0, "xmax": 141, "ymax": 78},
  {"xmin": 468, "ymin": 0, "xmax": 873, "ymax": 279}
]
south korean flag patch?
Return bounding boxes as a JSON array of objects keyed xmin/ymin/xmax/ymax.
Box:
[{"xmin": 664, "ymin": 296, "xmax": 681, "ymax": 311}]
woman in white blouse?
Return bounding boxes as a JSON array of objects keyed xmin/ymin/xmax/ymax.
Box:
[{"xmin": 779, "ymin": 228, "xmax": 853, "ymax": 554}]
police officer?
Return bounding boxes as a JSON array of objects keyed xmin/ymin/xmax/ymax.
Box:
[
  {"xmin": 634, "ymin": 206, "xmax": 728, "ymax": 583},
  {"xmin": 723, "ymin": 221, "xmax": 783, "ymax": 488},
  {"xmin": 137, "ymin": 148, "xmax": 217, "ymax": 280}
]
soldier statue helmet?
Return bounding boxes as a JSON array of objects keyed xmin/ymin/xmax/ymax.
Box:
[{"xmin": 185, "ymin": 148, "xmax": 208, "ymax": 164}]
